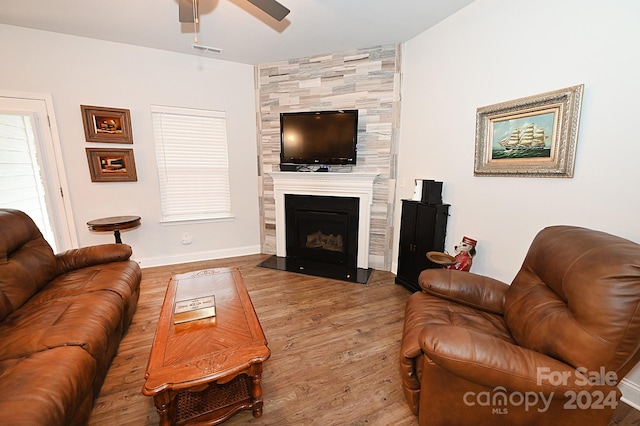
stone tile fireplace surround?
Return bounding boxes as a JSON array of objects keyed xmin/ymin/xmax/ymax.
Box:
[{"xmin": 256, "ymin": 44, "xmax": 401, "ymax": 272}]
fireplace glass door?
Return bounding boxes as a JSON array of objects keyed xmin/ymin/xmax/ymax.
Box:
[{"xmin": 285, "ymin": 194, "xmax": 358, "ymax": 270}]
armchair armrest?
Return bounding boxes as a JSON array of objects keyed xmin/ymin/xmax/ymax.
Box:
[
  {"xmin": 419, "ymin": 324, "xmax": 619, "ymax": 396},
  {"xmin": 56, "ymin": 244, "xmax": 133, "ymax": 275},
  {"xmin": 418, "ymin": 269, "xmax": 509, "ymax": 315}
]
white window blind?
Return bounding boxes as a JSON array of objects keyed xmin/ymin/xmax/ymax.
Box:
[
  {"xmin": 0, "ymin": 112, "xmax": 57, "ymax": 250},
  {"xmin": 151, "ymin": 105, "xmax": 232, "ymax": 222}
]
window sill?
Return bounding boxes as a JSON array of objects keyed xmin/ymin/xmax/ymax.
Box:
[{"xmin": 159, "ymin": 215, "xmax": 235, "ymax": 226}]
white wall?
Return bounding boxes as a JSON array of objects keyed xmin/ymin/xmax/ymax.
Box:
[
  {"xmin": 396, "ymin": 0, "xmax": 640, "ymax": 405},
  {"xmin": 397, "ymin": 0, "xmax": 640, "ymax": 282},
  {"xmin": 0, "ymin": 24, "xmax": 261, "ymax": 267}
]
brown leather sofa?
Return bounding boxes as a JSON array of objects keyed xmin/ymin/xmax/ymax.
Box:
[
  {"xmin": 400, "ymin": 225, "xmax": 640, "ymax": 425},
  {"xmin": 0, "ymin": 209, "xmax": 142, "ymax": 425}
]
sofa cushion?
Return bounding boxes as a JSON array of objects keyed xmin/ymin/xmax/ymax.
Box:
[
  {"xmin": 0, "ymin": 210, "xmax": 58, "ymax": 321},
  {"xmin": 0, "ymin": 286, "xmax": 130, "ymax": 400},
  {"xmin": 400, "ymin": 291, "xmax": 514, "ymax": 414},
  {"xmin": 0, "ymin": 346, "xmax": 97, "ymax": 425},
  {"xmin": 403, "ymin": 292, "xmax": 513, "ymax": 358},
  {"xmin": 0, "ymin": 289, "xmax": 125, "ymax": 362},
  {"xmin": 31, "ymin": 260, "xmax": 142, "ymax": 325}
]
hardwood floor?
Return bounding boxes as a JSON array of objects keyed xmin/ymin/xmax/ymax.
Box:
[{"xmin": 88, "ymin": 254, "xmax": 640, "ymax": 425}]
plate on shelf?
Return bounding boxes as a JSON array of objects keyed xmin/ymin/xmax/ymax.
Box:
[{"xmin": 427, "ymin": 251, "xmax": 456, "ymax": 266}]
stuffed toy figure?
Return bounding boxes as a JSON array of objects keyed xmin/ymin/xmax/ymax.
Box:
[{"xmin": 445, "ymin": 236, "xmax": 477, "ymax": 272}]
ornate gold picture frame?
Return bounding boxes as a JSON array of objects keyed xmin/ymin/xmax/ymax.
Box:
[{"xmin": 474, "ymin": 84, "xmax": 584, "ymax": 177}]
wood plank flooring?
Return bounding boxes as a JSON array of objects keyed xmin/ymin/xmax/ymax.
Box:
[{"xmin": 88, "ymin": 254, "xmax": 640, "ymax": 425}]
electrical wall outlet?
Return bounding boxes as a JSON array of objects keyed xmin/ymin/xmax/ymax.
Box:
[{"xmin": 181, "ymin": 233, "xmax": 192, "ymax": 245}]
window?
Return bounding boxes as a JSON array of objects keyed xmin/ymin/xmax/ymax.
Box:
[{"xmin": 151, "ymin": 105, "xmax": 232, "ymax": 222}]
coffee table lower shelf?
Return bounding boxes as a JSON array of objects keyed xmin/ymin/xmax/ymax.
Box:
[{"xmin": 175, "ymin": 374, "xmax": 255, "ymax": 425}]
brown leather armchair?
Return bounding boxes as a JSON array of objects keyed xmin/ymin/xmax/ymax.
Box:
[{"xmin": 400, "ymin": 226, "xmax": 640, "ymax": 425}]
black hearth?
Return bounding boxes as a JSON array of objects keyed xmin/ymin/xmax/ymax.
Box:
[{"xmin": 259, "ymin": 194, "xmax": 372, "ymax": 283}]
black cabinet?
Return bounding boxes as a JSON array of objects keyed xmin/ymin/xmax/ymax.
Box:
[{"xmin": 395, "ymin": 200, "xmax": 449, "ymax": 292}]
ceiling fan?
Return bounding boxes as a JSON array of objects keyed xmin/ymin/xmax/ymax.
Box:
[
  {"xmin": 245, "ymin": 0, "xmax": 290, "ymax": 21},
  {"xmin": 179, "ymin": 0, "xmax": 290, "ymax": 23}
]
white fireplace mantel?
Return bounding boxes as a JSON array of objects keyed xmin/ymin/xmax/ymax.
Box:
[{"xmin": 269, "ymin": 172, "xmax": 378, "ymax": 269}]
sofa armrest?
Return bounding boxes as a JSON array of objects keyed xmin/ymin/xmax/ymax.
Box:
[
  {"xmin": 55, "ymin": 244, "xmax": 133, "ymax": 274},
  {"xmin": 418, "ymin": 269, "xmax": 509, "ymax": 315},
  {"xmin": 419, "ymin": 324, "xmax": 619, "ymax": 396}
]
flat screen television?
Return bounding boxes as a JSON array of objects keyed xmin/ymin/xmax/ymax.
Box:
[{"xmin": 280, "ymin": 109, "xmax": 358, "ymax": 166}]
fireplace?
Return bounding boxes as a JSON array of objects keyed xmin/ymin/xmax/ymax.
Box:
[
  {"xmin": 285, "ymin": 194, "xmax": 359, "ymax": 269},
  {"xmin": 260, "ymin": 172, "xmax": 378, "ymax": 283}
]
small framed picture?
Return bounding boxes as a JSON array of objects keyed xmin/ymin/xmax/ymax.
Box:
[
  {"xmin": 81, "ymin": 105, "xmax": 133, "ymax": 143},
  {"xmin": 86, "ymin": 148, "xmax": 137, "ymax": 182}
]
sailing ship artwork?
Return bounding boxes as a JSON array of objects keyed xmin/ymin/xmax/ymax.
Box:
[{"xmin": 490, "ymin": 111, "xmax": 556, "ymax": 160}]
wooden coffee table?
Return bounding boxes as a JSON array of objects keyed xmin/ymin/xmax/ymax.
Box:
[{"xmin": 143, "ymin": 268, "xmax": 270, "ymax": 425}]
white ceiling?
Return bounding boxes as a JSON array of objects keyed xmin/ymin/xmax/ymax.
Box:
[{"xmin": 0, "ymin": 0, "xmax": 476, "ymax": 65}]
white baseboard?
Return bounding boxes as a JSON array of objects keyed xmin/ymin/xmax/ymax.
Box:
[
  {"xmin": 133, "ymin": 245, "xmax": 261, "ymax": 268},
  {"xmin": 619, "ymin": 378, "xmax": 640, "ymax": 410}
]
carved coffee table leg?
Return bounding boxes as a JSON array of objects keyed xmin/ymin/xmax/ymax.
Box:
[
  {"xmin": 153, "ymin": 392, "xmax": 173, "ymax": 426},
  {"xmin": 249, "ymin": 364, "xmax": 264, "ymax": 417}
]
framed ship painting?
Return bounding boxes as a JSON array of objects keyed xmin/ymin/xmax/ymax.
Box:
[{"xmin": 474, "ymin": 84, "xmax": 583, "ymax": 177}]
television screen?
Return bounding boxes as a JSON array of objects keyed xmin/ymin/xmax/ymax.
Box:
[{"xmin": 280, "ymin": 110, "xmax": 358, "ymax": 166}]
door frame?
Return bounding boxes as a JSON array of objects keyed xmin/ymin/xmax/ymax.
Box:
[{"xmin": 0, "ymin": 90, "xmax": 78, "ymax": 250}]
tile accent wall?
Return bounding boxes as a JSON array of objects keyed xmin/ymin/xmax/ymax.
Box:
[{"xmin": 255, "ymin": 44, "xmax": 402, "ymax": 271}]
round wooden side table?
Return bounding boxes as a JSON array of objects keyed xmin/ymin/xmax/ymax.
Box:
[{"xmin": 87, "ymin": 215, "xmax": 141, "ymax": 243}]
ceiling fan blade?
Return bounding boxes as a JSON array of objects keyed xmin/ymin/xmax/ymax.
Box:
[
  {"xmin": 246, "ymin": 0, "xmax": 290, "ymax": 21},
  {"xmin": 178, "ymin": 0, "xmax": 197, "ymax": 23}
]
